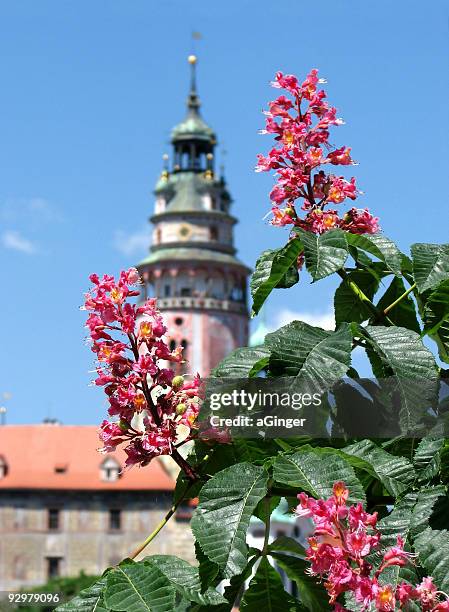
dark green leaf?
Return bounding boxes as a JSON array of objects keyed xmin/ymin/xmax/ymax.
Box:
[
  {"xmin": 240, "ymin": 558, "xmax": 302, "ymax": 611},
  {"xmin": 411, "ymin": 242, "xmax": 449, "ymax": 293},
  {"xmin": 345, "ymin": 233, "xmax": 402, "ymax": 275},
  {"xmin": 375, "ymin": 276, "xmax": 420, "ymax": 333},
  {"xmin": 104, "ymin": 560, "xmax": 175, "ymax": 612},
  {"xmin": 410, "ymin": 486, "xmax": 447, "ymax": 537},
  {"xmin": 212, "ymin": 346, "xmax": 270, "ymax": 378},
  {"xmin": 268, "ymin": 536, "xmax": 305, "ymax": 557},
  {"xmin": 342, "ymin": 440, "xmax": 415, "ymax": 496},
  {"xmin": 251, "ymin": 239, "xmax": 303, "ymax": 316},
  {"xmin": 56, "ymin": 577, "xmax": 108, "ymax": 612},
  {"xmin": 269, "ymin": 553, "xmax": 330, "ymax": 611},
  {"xmin": 423, "ymin": 280, "xmax": 449, "ymax": 334},
  {"xmin": 295, "ymin": 227, "xmax": 348, "ymax": 281},
  {"xmin": 273, "ymin": 447, "xmax": 366, "ymax": 504},
  {"xmin": 191, "ymin": 463, "xmax": 268, "ymax": 579},
  {"xmin": 334, "ymin": 270, "xmax": 380, "ymax": 325},
  {"xmin": 265, "ymin": 322, "xmax": 351, "ymax": 394},
  {"xmin": 413, "ymin": 438, "xmax": 445, "ymax": 481},
  {"xmin": 414, "ymin": 527, "xmax": 449, "ymax": 591}
]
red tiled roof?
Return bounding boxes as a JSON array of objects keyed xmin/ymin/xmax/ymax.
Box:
[{"xmin": 0, "ymin": 425, "xmax": 174, "ymax": 491}]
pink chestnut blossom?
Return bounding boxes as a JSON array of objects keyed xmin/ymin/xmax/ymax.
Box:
[{"xmin": 257, "ymin": 68, "xmax": 379, "ymax": 237}]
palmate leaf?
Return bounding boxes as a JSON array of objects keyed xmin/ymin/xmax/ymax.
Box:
[
  {"xmin": 191, "ymin": 463, "xmax": 268, "ymax": 579},
  {"xmin": 265, "ymin": 321, "xmax": 351, "ymax": 394},
  {"xmin": 56, "ymin": 577, "xmax": 108, "ymax": 612},
  {"xmin": 250, "ymin": 239, "xmax": 303, "ymax": 316},
  {"xmin": 212, "ymin": 346, "xmax": 270, "ymax": 378},
  {"xmin": 410, "ymin": 485, "xmax": 447, "ymax": 537},
  {"xmin": 334, "ymin": 269, "xmax": 380, "ymax": 325},
  {"xmin": 414, "ymin": 527, "xmax": 449, "ymax": 592},
  {"xmin": 273, "ymin": 446, "xmax": 366, "ymax": 504},
  {"xmin": 240, "ymin": 558, "xmax": 302, "ymax": 611},
  {"xmin": 411, "ymin": 242, "xmax": 449, "ymax": 292},
  {"xmin": 142, "ymin": 555, "xmax": 226, "ymax": 607},
  {"xmin": 269, "ymin": 553, "xmax": 330, "ymax": 611},
  {"xmin": 104, "ymin": 560, "xmax": 175, "ymax": 612},
  {"xmin": 376, "ymin": 493, "xmax": 417, "ymax": 547},
  {"xmin": 362, "ymin": 325, "xmax": 437, "ymax": 430},
  {"xmin": 295, "ymin": 227, "xmax": 348, "ymax": 281},
  {"xmin": 341, "ymin": 440, "xmax": 416, "ymax": 497},
  {"xmin": 345, "ymin": 233, "xmax": 403, "ymax": 275},
  {"xmin": 375, "ymin": 276, "xmax": 420, "ymax": 333}
]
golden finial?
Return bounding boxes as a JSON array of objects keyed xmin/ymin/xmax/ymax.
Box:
[{"xmin": 188, "ymin": 54, "xmax": 197, "ymax": 65}]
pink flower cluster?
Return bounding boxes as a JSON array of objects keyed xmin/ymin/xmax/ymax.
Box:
[
  {"xmin": 297, "ymin": 482, "xmax": 448, "ymax": 610},
  {"xmin": 83, "ymin": 269, "xmax": 201, "ymax": 468},
  {"xmin": 257, "ymin": 70, "xmax": 379, "ymax": 235}
]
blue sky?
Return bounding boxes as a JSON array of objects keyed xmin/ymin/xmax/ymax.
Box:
[{"xmin": 1, "ymin": 0, "xmax": 448, "ymax": 424}]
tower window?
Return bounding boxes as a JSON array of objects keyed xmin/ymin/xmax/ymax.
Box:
[
  {"xmin": 169, "ymin": 339, "xmax": 177, "ymax": 351},
  {"xmin": 48, "ymin": 509, "xmax": 60, "ymax": 531},
  {"xmin": 180, "ymin": 287, "xmax": 191, "ymax": 297},
  {"xmin": 210, "ymin": 226, "xmax": 218, "ymax": 241},
  {"xmin": 109, "ymin": 509, "xmax": 122, "ymax": 531},
  {"xmin": 164, "ymin": 285, "xmax": 171, "ymax": 297},
  {"xmin": 175, "ymin": 317, "xmax": 183, "ymax": 326}
]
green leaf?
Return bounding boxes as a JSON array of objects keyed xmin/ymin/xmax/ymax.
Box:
[
  {"xmin": 413, "ymin": 437, "xmax": 445, "ymax": 481},
  {"xmin": 212, "ymin": 346, "xmax": 270, "ymax": 378},
  {"xmin": 362, "ymin": 325, "xmax": 437, "ymax": 430},
  {"xmin": 414, "ymin": 527, "xmax": 449, "ymax": 592},
  {"xmin": 265, "ymin": 321, "xmax": 351, "ymax": 393},
  {"xmin": 268, "ymin": 536, "xmax": 305, "ymax": 557},
  {"xmin": 104, "ymin": 560, "xmax": 175, "ymax": 612},
  {"xmin": 376, "ymin": 493, "xmax": 417, "ymax": 547},
  {"xmin": 191, "ymin": 463, "xmax": 268, "ymax": 579},
  {"xmin": 334, "ymin": 270, "xmax": 380, "ymax": 325},
  {"xmin": 240, "ymin": 558, "xmax": 302, "ymax": 611},
  {"xmin": 375, "ymin": 276, "xmax": 420, "ymax": 333},
  {"xmin": 411, "ymin": 242, "xmax": 449, "ymax": 292},
  {"xmin": 250, "ymin": 239, "xmax": 303, "ymax": 316},
  {"xmin": 345, "ymin": 233, "xmax": 402, "ymax": 275},
  {"xmin": 56, "ymin": 577, "xmax": 108, "ymax": 612},
  {"xmin": 423, "ymin": 279, "xmax": 449, "ymax": 334},
  {"xmin": 410, "ymin": 486, "xmax": 447, "ymax": 537},
  {"xmin": 273, "ymin": 447, "xmax": 366, "ymax": 504},
  {"xmin": 269, "ymin": 553, "xmax": 330, "ymax": 611},
  {"xmin": 342, "ymin": 440, "xmax": 416, "ymax": 497},
  {"xmin": 295, "ymin": 227, "xmax": 348, "ymax": 281},
  {"xmin": 143, "ymin": 555, "xmax": 226, "ymax": 607}
]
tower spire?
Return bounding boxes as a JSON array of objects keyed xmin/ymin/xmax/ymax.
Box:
[{"xmin": 187, "ymin": 55, "xmax": 200, "ymax": 113}]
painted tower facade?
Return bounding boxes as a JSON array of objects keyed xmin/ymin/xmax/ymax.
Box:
[{"xmin": 137, "ymin": 56, "xmax": 249, "ymax": 375}]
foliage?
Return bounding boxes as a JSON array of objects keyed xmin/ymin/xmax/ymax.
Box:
[{"xmin": 66, "ymin": 69, "xmax": 449, "ymax": 611}]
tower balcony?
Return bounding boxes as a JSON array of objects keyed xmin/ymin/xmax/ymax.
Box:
[{"xmin": 155, "ymin": 295, "xmax": 248, "ymax": 315}]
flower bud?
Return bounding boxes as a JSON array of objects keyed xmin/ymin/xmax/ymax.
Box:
[
  {"xmin": 118, "ymin": 419, "xmax": 129, "ymax": 432},
  {"xmin": 284, "ymin": 206, "xmax": 295, "ymax": 217},
  {"xmin": 176, "ymin": 403, "xmax": 187, "ymax": 415},
  {"xmin": 172, "ymin": 375, "xmax": 184, "ymax": 390}
]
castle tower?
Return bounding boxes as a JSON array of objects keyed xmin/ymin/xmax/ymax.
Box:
[{"xmin": 137, "ymin": 56, "xmax": 249, "ymax": 375}]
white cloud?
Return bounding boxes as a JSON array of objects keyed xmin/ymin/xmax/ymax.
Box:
[
  {"xmin": 114, "ymin": 228, "xmax": 150, "ymax": 256},
  {"xmin": 271, "ymin": 308, "xmax": 335, "ymax": 331},
  {"xmin": 1, "ymin": 230, "xmax": 37, "ymax": 254}
]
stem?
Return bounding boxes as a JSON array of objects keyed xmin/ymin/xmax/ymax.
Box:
[
  {"xmin": 129, "ymin": 481, "xmax": 195, "ymax": 559},
  {"xmin": 383, "ymin": 282, "xmax": 416, "ymax": 315}
]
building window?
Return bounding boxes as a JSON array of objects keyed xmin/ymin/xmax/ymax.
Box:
[
  {"xmin": 100, "ymin": 457, "xmax": 121, "ymax": 482},
  {"xmin": 0, "ymin": 456, "xmax": 7, "ymax": 479},
  {"xmin": 175, "ymin": 317, "xmax": 183, "ymax": 326},
  {"xmin": 164, "ymin": 284, "xmax": 171, "ymax": 297},
  {"xmin": 210, "ymin": 226, "xmax": 218, "ymax": 241},
  {"xmin": 46, "ymin": 557, "xmax": 62, "ymax": 579},
  {"xmin": 169, "ymin": 339, "xmax": 177, "ymax": 352},
  {"xmin": 180, "ymin": 287, "xmax": 191, "ymax": 297},
  {"xmin": 48, "ymin": 508, "xmax": 60, "ymax": 531},
  {"xmin": 109, "ymin": 509, "xmax": 122, "ymax": 531}
]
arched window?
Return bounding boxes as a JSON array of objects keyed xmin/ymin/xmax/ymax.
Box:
[{"xmin": 169, "ymin": 339, "xmax": 177, "ymax": 352}]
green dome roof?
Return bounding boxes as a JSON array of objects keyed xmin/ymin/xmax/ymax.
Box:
[{"xmin": 172, "ymin": 112, "xmax": 215, "ymax": 141}]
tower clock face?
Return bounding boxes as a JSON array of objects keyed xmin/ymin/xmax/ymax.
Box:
[{"xmin": 178, "ymin": 224, "xmax": 192, "ymax": 240}]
